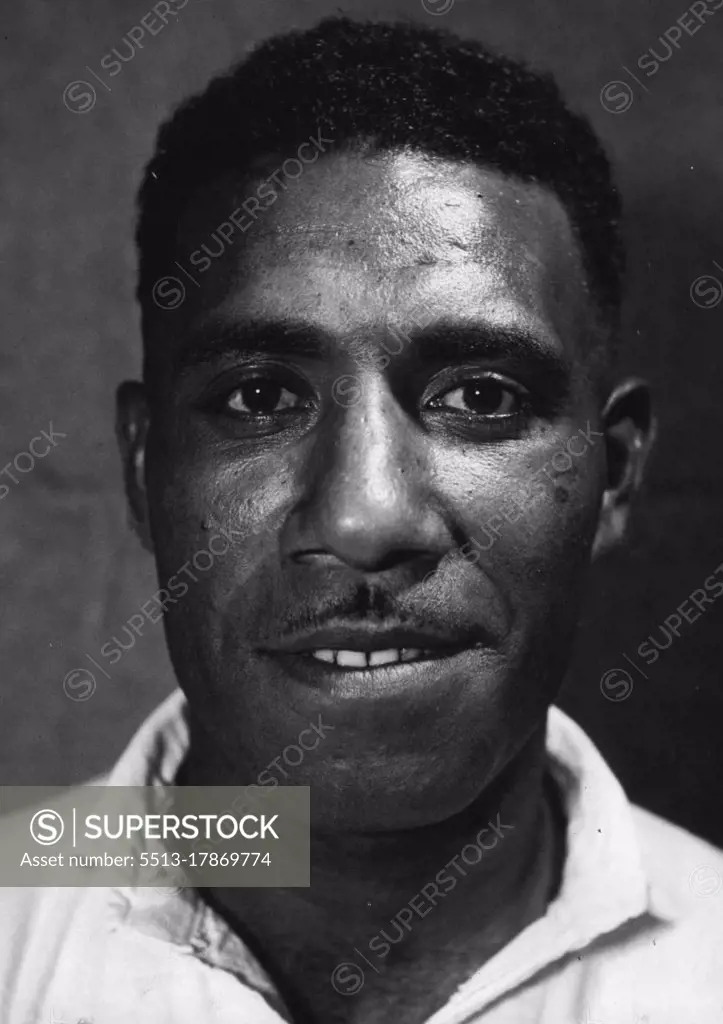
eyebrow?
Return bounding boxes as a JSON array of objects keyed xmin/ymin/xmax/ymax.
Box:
[
  {"xmin": 175, "ymin": 322, "xmax": 335, "ymax": 371},
  {"xmin": 175, "ymin": 318, "xmax": 571, "ymax": 385},
  {"xmin": 404, "ymin": 323, "xmax": 570, "ymax": 381}
]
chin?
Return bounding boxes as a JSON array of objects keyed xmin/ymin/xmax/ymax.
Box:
[{"xmin": 305, "ymin": 749, "xmax": 500, "ymax": 834}]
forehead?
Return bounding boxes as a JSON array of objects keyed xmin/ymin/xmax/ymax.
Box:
[{"xmin": 168, "ymin": 151, "xmax": 591, "ymax": 351}]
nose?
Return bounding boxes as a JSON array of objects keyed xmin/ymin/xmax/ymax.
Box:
[{"xmin": 291, "ymin": 377, "xmax": 452, "ymax": 573}]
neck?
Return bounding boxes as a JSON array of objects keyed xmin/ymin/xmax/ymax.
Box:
[{"xmin": 180, "ymin": 723, "xmax": 563, "ymax": 1020}]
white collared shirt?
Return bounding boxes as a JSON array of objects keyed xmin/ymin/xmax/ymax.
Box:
[{"xmin": 1, "ymin": 689, "xmax": 722, "ymax": 1023}]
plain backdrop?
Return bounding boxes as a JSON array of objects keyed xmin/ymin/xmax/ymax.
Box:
[{"xmin": 1, "ymin": 0, "xmax": 722, "ymax": 845}]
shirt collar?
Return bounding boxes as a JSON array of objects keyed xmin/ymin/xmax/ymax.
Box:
[
  {"xmin": 427, "ymin": 708, "xmax": 678, "ymax": 1023},
  {"xmin": 102, "ymin": 690, "xmax": 677, "ymax": 1019},
  {"xmin": 544, "ymin": 704, "xmax": 676, "ymax": 937},
  {"xmin": 104, "ymin": 690, "xmax": 287, "ymax": 1010}
]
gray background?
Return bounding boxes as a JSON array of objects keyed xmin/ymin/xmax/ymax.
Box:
[{"xmin": 1, "ymin": 0, "xmax": 722, "ymax": 844}]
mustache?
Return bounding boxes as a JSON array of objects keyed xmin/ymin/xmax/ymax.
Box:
[
  {"xmin": 273, "ymin": 584, "xmax": 400, "ymax": 637},
  {"xmin": 255, "ymin": 577, "xmax": 504, "ymax": 646}
]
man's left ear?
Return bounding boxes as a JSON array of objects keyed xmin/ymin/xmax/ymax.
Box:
[
  {"xmin": 591, "ymin": 378, "xmax": 656, "ymax": 560},
  {"xmin": 116, "ymin": 380, "xmax": 154, "ymax": 554}
]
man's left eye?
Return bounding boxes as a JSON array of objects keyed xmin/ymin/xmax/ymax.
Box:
[
  {"xmin": 432, "ymin": 377, "xmax": 526, "ymax": 417},
  {"xmin": 225, "ymin": 377, "xmax": 305, "ymax": 416}
]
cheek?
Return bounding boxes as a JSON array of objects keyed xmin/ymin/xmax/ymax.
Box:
[
  {"xmin": 453, "ymin": 439, "xmax": 603, "ymax": 582},
  {"xmin": 145, "ymin": 441, "xmax": 296, "ymax": 642},
  {"xmin": 147, "ymin": 467, "xmax": 210, "ymax": 575}
]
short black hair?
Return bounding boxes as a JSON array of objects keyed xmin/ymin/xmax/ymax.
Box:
[{"xmin": 137, "ymin": 16, "xmax": 623, "ymax": 334}]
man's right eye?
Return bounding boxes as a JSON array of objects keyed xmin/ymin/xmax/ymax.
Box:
[{"xmin": 223, "ymin": 376, "xmax": 308, "ymax": 417}]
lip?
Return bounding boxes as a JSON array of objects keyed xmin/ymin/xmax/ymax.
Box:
[
  {"xmin": 258, "ymin": 644, "xmax": 487, "ymax": 701},
  {"xmin": 260, "ymin": 622, "xmax": 480, "ymax": 656}
]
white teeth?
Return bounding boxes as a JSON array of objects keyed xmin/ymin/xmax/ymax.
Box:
[
  {"xmin": 308, "ymin": 648, "xmax": 431, "ymax": 667},
  {"xmin": 310, "ymin": 649, "xmax": 336, "ymax": 664},
  {"xmin": 336, "ymin": 650, "xmax": 369, "ymax": 668},
  {"xmin": 368, "ymin": 649, "xmax": 400, "ymax": 666}
]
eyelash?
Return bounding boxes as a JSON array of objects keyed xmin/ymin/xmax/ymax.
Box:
[
  {"xmin": 426, "ymin": 374, "xmax": 531, "ymax": 420},
  {"xmin": 207, "ymin": 368, "xmax": 313, "ymax": 420}
]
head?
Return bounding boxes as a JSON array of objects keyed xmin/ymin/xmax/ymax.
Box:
[{"xmin": 119, "ymin": 18, "xmax": 653, "ymax": 830}]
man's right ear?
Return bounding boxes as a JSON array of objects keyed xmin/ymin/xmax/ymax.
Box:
[{"xmin": 116, "ymin": 381, "xmax": 154, "ymax": 554}]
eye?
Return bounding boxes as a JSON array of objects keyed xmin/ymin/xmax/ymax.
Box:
[
  {"xmin": 432, "ymin": 376, "xmax": 527, "ymax": 417},
  {"xmin": 225, "ymin": 377, "xmax": 305, "ymax": 416}
]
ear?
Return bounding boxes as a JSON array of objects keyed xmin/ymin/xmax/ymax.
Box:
[
  {"xmin": 116, "ymin": 380, "xmax": 154, "ymax": 554},
  {"xmin": 591, "ymin": 378, "xmax": 656, "ymax": 560}
]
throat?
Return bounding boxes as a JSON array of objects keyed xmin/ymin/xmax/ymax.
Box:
[{"xmin": 198, "ymin": 761, "xmax": 565, "ymax": 1024}]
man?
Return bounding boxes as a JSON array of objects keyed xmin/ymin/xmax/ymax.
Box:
[{"xmin": 1, "ymin": 15, "xmax": 722, "ymax": 1024}]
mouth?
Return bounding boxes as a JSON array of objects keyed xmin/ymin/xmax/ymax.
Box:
[{"xmin": 258, "ymin": 623, "xmax": 486, "ymax": 693}]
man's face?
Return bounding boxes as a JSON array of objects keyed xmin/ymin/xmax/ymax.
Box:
[{"xmin": 127, "ymin": 151, "xmax": 617, "ymax": 830}]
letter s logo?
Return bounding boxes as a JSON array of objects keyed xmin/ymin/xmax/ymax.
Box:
[{"xmin": 30, "ymin": 809, "xmax": 65, "ymax": 845}]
